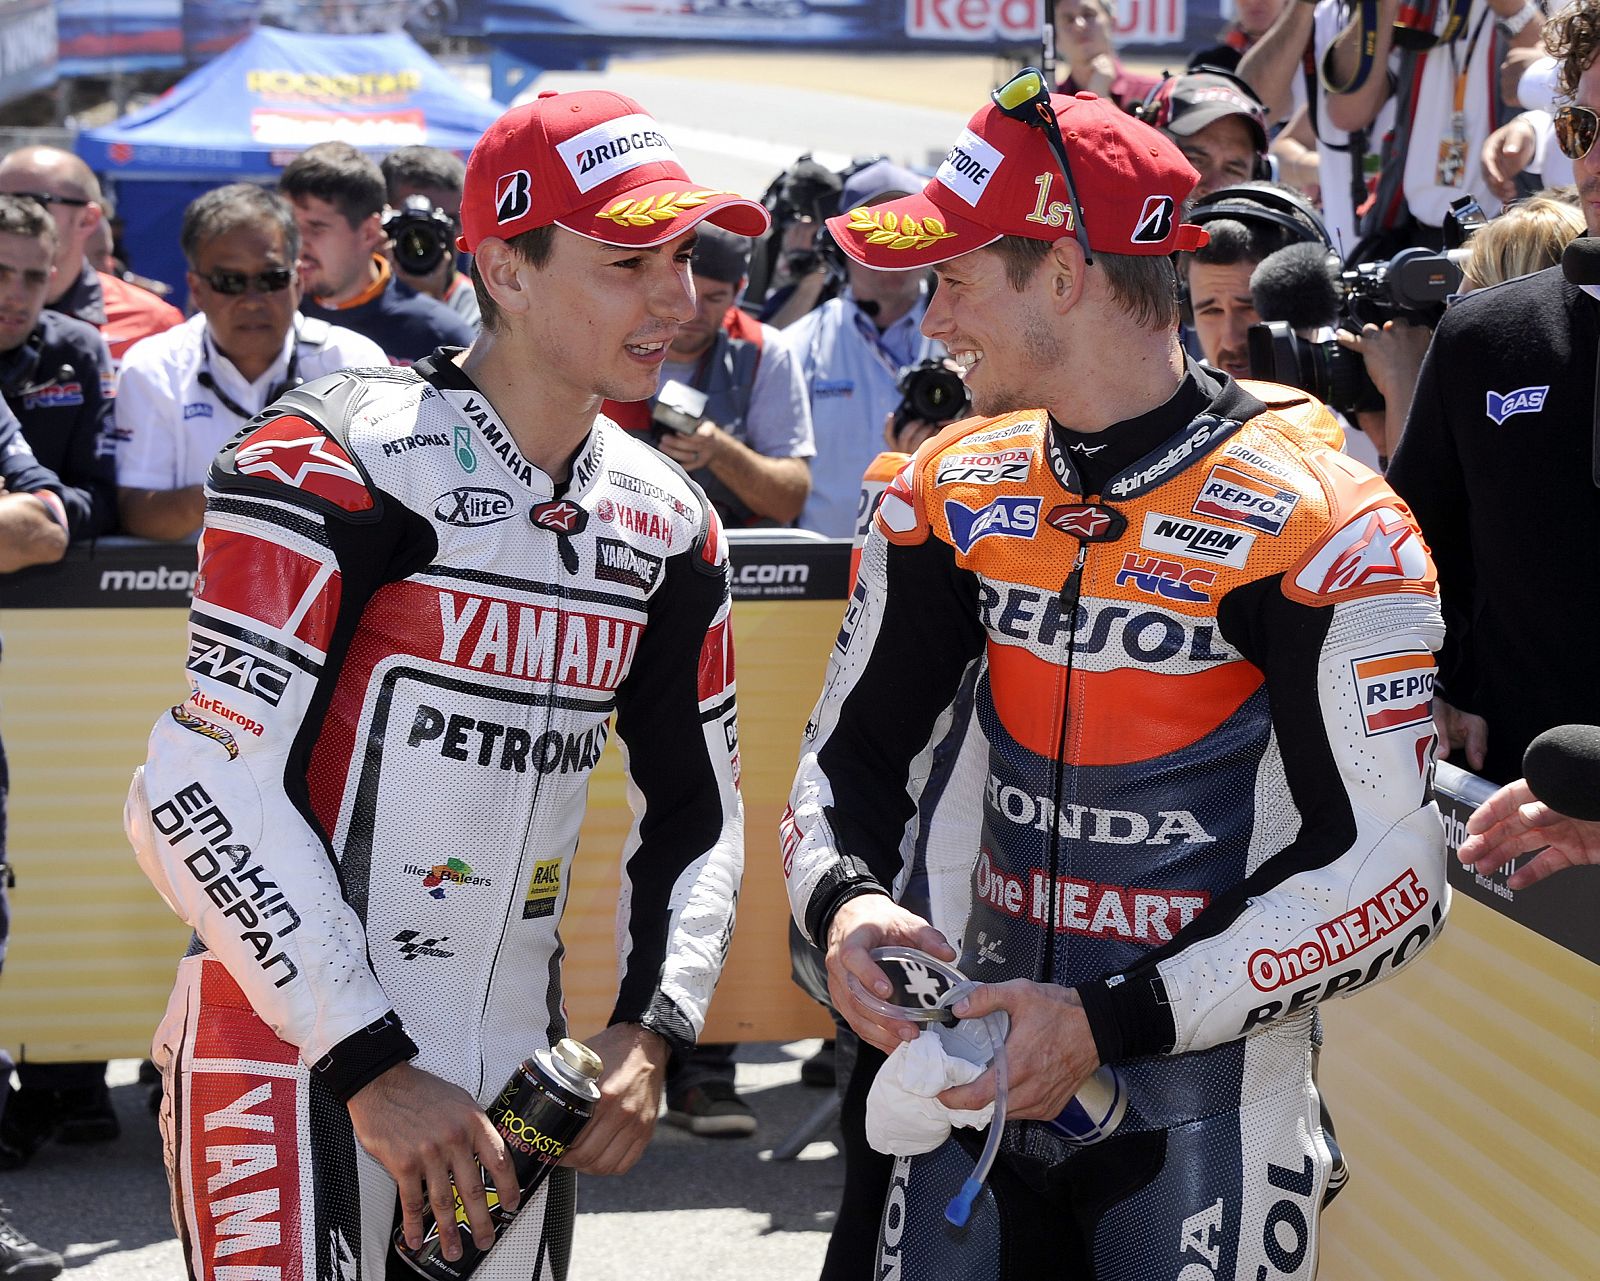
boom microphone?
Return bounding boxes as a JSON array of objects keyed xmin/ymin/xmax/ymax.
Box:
[
  {"xmin": 1523, "ymin": 724, "xmax": 1600, "ymax": 821},
  {"xmin": 1250, "ymin": 243, "xmax": 1343, "ymax": 332},
  {"xmin": 1560, "ymin": 236, "xmax": 1600, "ymax": 287}
]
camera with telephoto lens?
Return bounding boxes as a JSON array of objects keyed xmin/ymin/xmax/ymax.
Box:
[
  {"xmin": 1247, "ymin": 195, "xmax": 1483, "ymax": 414},
  {"xmin": 652, "ymin": 379, "xmax": 708, "ymax": 437},
  {"xmin": 383, "ymin": 195, "xmax": 456, "ymax": 277},
  {"xmin": 894, "ymin": 358, "xmax": 970, "ymax": 434}
]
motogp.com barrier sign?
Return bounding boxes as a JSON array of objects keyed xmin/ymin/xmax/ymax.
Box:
[{"xmin": 468, "ymin": 0, "xmax": 1199, "ymax": 50}]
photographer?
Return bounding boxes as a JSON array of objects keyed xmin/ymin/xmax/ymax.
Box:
[
  {"xmin": 381, "ymin": 144, "xmax": 479, "ymax": 328},
  {"xmin": 1387, "ymin": 0, "xmax": 1600, "ymax": 784},
  {"xmin": 752, "ymin": 156, "xmax": 843, "ymax": 329},
  {"xmin": 790, "ymin": 164, "xmax": 943, "ymax": 536}
]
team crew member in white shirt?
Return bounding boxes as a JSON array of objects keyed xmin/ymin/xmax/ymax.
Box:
[{"xmin": 115, "ymin": 183, "xmax": 385, "ymax": 540}]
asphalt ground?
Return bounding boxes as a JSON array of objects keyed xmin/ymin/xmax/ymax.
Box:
[{"xmin": 0, "ymin": 1045, "xmax": 842, "ymax": 1278}]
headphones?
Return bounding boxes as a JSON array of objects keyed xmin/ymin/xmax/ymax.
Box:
[
  {"xmin": 1178, "ymin": 182, "xmax": 1333, "ymax": 326},
  {"xmin": 1136, "ymin": 68, "xmax": 1274, "ymax": 183}
]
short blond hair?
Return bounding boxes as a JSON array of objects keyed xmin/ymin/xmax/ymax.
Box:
[{"xmin": 1461, "ymin": 195, "xmax": 1586, "ymax": 292}]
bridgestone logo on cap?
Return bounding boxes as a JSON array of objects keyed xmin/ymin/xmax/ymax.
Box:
[
  {"xmin": 556, "ymin": 113, "xmax": 679, "ymax": 195},
  {"xmin": 1131, "ymin": 195, "xmax": 1175, "ymax": 244},
  {"xmin": 937, "ymin": 128, "xmax": 1005, "ymax": 208},
  {"xmin": 496, "ymin": 170, "xmax": 532, "ymax": 224}
]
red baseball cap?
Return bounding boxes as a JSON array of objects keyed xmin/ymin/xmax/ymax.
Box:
[
  {"xmin": 458, "ymin": 90, "xmax": 770, "ymax": 253},
  {"xmin": 825, "ymin": 91, "xmax": 1207, "ymax": 271}
]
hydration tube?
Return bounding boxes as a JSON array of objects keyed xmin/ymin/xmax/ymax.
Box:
[{"xmin": 845, "ymin": 947, "xmax": 1008, "ymax": 1228}]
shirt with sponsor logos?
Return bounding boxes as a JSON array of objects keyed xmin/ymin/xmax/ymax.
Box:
[
  {"xmin": 789, "ymin": 290, "xmax": 940, "ymax": 538},
  {"xmin": 788, "ymin": 371, "xmax": 1447, "ymax": 1135},
  {"xmin": 114, "ymin": 312, "xmax": 387, "ymax": 492},
  {"xmin": 0, "ymin": 309, "xmax": 118, "ymax": 539},
  {"xmin": 1388, "ymin": 264, "xmax": 1597, "ymax": 784}
]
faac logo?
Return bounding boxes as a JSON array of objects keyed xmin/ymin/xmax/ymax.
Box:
[
  {"xmin": 408, "ymin": 703, "xmax": 609, "ymax": 774},
  {"xmin": 1248, "ymin": 869, "xmax": 1429, "ymax": 992},
  {"xmin": 235, "ymin": 417, "xmax": 372, "ymax": 512},
  {"xmin": 945, "ymin": 495, "xmax": 1040, "ymax": 553},
  {"xmin": 935, "ymin": 448, "xmax": 1032, "ymax": 486},
  {"xmin": 186, "ymin": 637, "xmax": 292, "ymax": 706},
  {"xmin": 1140, "ymin": 512, "xmax": 1254, "ymax": 567},
  {"xmin": 1046, "ymin": 502, "xmax": 1127, "ymax": 541},
  {"xmin": 1294, "ymin": 507, "xmax": 1425, "ymax": 597},
  {"xmin": 1116, "ymin": 553, "xmax": 1216, "ymax": 603},
  {"xmin": 529, "ymin": 500, "xmax": 586, "ymax": 535},
  {"xmin": 435, "ymin": 486, "xmax": 515, "ymax": 528},
  {"xmin": 1486, "ymin": 384, "xmax": 1548, "ymax": 425},
  {"xmin": 1350, "ymin": 650, "xmax": 1435, "ymax": 736},
  {"xmin": 595, "ymin": 537, "xmax": 663, "ymax": 591},
  {"xmin": 1191, "ymin": 464, "xmax": 1299, "ymax": 535}
]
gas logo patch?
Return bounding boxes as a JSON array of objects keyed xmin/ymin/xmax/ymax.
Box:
[{"xmin": 945, "ymin": 495, "xmax": 1040, "ymax": 553}]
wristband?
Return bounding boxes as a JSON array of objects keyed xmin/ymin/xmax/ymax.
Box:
[{"xmin": 1501, "ymin": 1, "xmax": 1539, "ymax": 35}]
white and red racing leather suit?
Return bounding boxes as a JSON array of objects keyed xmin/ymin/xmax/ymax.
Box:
[
  {"xmin": 785, "ymin": 374, "xmax": 1448, "ymax": 1280},
  {"xmin": 125, "ymin": 352, "xmax": 744, "ymax": 1281}
]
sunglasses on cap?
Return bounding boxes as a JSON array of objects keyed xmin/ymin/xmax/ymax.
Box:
[
  {"xmin": 1555, "ymin": 104, "xmax": 1600, "ymax": 161},
  {"xmin": 201, "ymin": 267, "xmax": 296, "ymax": 296},
  {"xmin": 991, "ymin": 67, "xmax": 1095, "ymax": 264},
  {"xmin": 8, "ymin": 190, "xmax": 92, "ymax": 208}
]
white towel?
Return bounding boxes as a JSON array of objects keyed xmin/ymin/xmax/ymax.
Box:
[{"xmin": 864, "ymin": 1026, "xmax": 996, "ymax": 1157}]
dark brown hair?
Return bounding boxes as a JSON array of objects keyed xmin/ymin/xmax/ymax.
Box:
[
  {"xmin": 470, "ymin": 224, "xmax": 557, "ymax": 333},
  {"xmin": 1545, "ymin": 0, "xmax": 1600, "ymax": 98},
  {"xmin": 989, "ymin": 234, "xmax": 1180, "ymax": 329}
]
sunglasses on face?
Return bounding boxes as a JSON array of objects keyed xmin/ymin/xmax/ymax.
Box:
[
  {"xmin": 1555, "ymin": 104, "xmax": 1600, "ymax": 161},
  {"xmin": 9, "ymin": 190, "xmax": 91, "ymax": 208},
  {"xmin": 201, "ymin": 267, "xmax": 296, "ymax": 296}
]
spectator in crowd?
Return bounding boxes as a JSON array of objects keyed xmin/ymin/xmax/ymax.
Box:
[
  {"xmin": 1387, "ymin": 0, "xmax": 1600, "ymax": 784},
  {"xmin": 1138, "ymin": 69, "xmax": 1272, "ymax": 201},
  {"xmin": 280, "ymin": 142, "xmax": 474, "ymax": 363},
  {"xmin": 0, "ymin": 401, "xmax": 67, "ymax": 1275},
  {"xmin": 753, "ymin": 157, "xmax": 844, "ymax": 329},
  {"xmin": 1324, "ymin": 0, "xmax": 1544, "ymax": 252},
  {"xmin": 380, "ymin": 144, "xmax": 480, "ymax": 327},
  {"xmin": 1483, "ymin": 55, "xmax": 1573, "ymax": 199},
  {"xmin": 790, "ymin": 162, "xmax": 942, "ymax": 537},
  {"xmin": 1459, "ymin": 191, "xmax": 1586, "ymax": 289},
  {"xmin": 1189, "ymin": 0, "xmax": 1292, "ymax": 72},
  {"xmin": 1053, "ymin": 0, "xmax": 1161, "ymax": 111},
  {"xmin": 1238, "ymin": 0, "xmax": 1399, "ymax": 254},
  {"xmin": 637, "ymin": 224, "xmax": 814, "ymax": 531},
  {"xmin": 115, "ymin": 183, "xmax": 386, "ymax": 541},
  {"xmin": 0, "ymin": 195, "xmax": 118, "ymax": 540},
  {"xmin": 0, "ymin": 146, "xmax": 182, "ymax": 364}
]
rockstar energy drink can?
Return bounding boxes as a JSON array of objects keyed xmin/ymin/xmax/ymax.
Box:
[{"xmin": 392, "ymin": 1038, "xmax": 604, "ymax": 1279}]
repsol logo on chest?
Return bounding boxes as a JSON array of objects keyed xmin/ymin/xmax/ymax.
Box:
[
  {"xmin": 408, "ymin": 703, "xmax": 609, "ymax": 774},
  {"xmin": 976, "ymin": 585, "xmax": 1232, "ymax": 665}
]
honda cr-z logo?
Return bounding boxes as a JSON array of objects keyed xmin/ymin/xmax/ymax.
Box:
[{"xmin": 496, "ymin": 170, "xmax": 532, "ymax": 224}]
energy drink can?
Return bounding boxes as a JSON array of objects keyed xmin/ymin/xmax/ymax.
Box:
[{"xmin": 392, "ymin": 1037, "xmax": 604, "ymax": 1279}]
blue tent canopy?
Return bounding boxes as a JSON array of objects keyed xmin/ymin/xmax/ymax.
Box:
[
  {"xmin": 79, "ymin": 25, "xmax": 498, "ymax": 175},
  {"xmin": 77, "ymin": 25, "xmax": 498, "ymax": 295}
]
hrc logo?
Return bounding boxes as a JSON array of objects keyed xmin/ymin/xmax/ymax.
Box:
[{"xmin": 1115, "ymin": 553, "xmax": 1216, "ymax": 603}]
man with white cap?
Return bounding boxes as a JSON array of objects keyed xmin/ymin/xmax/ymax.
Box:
[
  {"xmin": 784, "ymin": 75, "xmax": 1448, "ymax": 1277},
  {"xmin": 126, "ymin": 89, "xmax": 765, "ymax": 1280}
]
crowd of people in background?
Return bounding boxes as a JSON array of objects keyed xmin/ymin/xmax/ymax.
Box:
[{"xmin": 3, "ymin": 0, "xmax": 1600, "ymax": 1269}]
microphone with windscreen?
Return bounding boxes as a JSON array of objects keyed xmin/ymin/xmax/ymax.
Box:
[
  {"xmin": 1562, "ymin": 237, "xmax": 1600, "ymax": 488},
  {"xmin": 1523, "ymin": 724, "xmax": 1600, "ymax": 821},
  {"xmin": 1250, "ymin": 243, "xmax": 1344, "ymax": 330}
]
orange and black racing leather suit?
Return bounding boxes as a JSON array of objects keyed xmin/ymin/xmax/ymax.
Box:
[{"xmin": 785, "ymin": 370, "xmax": 1448, "ymax": 1279}]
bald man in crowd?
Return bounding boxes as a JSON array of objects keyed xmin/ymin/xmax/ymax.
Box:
[{"xmin": 0, "ymin": 147, "xmax": 181, "ymax": 364}]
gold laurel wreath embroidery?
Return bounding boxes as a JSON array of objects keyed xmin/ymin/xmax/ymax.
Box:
[
  {"xmin": 596, "ymin": 190, "xmax": 729, "ymax": 227},
  {"xmin": 845, "ymin": 206, "xmax": 956, "ymax": 251}
]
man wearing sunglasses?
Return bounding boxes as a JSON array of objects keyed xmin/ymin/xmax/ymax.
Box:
[
  {"xmin": 0, "ymin": 147, "xmax": 181, "ymax": 364},
  {"xmin": 114, "ymin": 184, "xmax": 384, "ymax": 541},
  {"xmin": 1389, "ymin": 0, "xmax": 1600, "ymax": 788},
  {"xmin": 786, "ymin": 77, "xmax": 1447, "ymax": 1280}
]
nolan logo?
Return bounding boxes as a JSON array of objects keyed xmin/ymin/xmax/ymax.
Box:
[
  {"xmin": 435, "ymin": 487, "xmax": 515, "ymax": 528},
  {"xmin": 1485, "ymin": 385, "xmax": 1548, "ymax": 425},
  {"xmin": 496, "ymin": 170, "xmax": 532, "ymax": 223},
  {"xmin": 1140, "ymin": 512, "xmax": 1254, "ymax": 567}
]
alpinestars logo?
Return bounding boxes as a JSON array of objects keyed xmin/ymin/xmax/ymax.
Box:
[
  {"xmin": 394, "ymin": 930, "xmax": 455, "ymax": 961},
  {"xmin": 235, "ymin": 419, "xmax": 372, "ymax": 511},
  {"xmin": 1131, "ymin": 195, "xmax": 1176, "ymax": 244},
  {"xmin": 496, "ymin": 170, "xmax": 532, "ymax": 223},
  {"xmin": 530, "ymin": 500, "xmax": 587, "ymax": 534}
]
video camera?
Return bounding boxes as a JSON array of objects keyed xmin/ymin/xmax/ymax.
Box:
[
  {"xmin": 760, "ymin": 154, "xmax": 847, "ymax": 279},
  {"xmin": 1247, "ymin": 195, "xmax": 1485, "ymax": 414},
  {"xmin": 893, "ymin": 358, "xmax": 970, "ymax": 435},
  {"xmin": 383, "ymin": 194, "xmax": 457, "ymax": 278}
]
